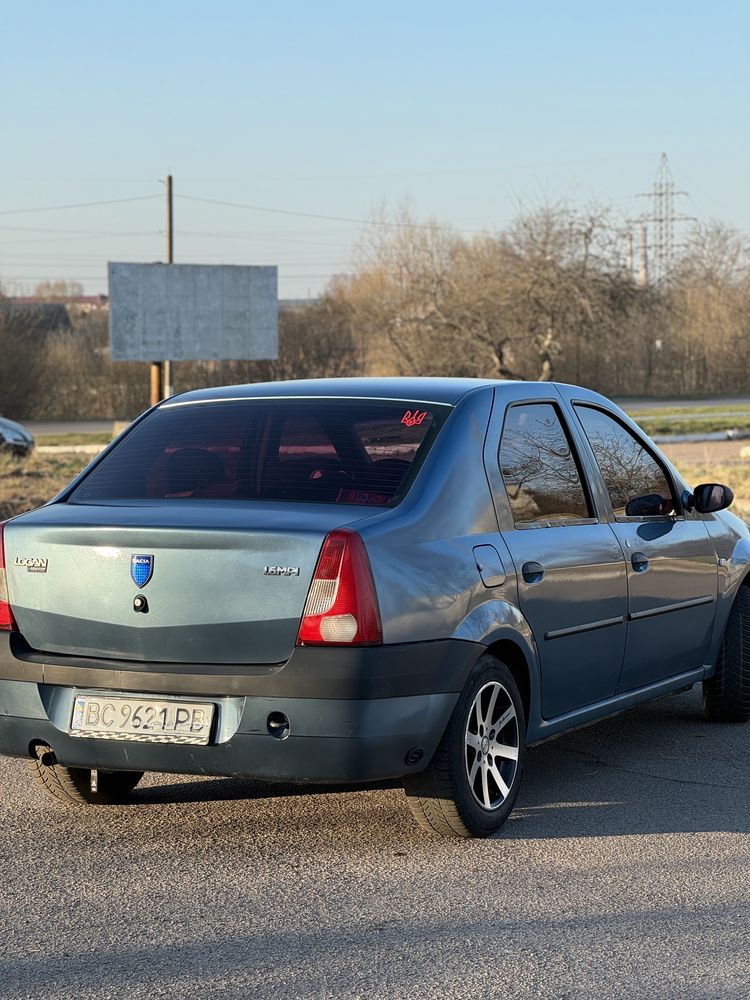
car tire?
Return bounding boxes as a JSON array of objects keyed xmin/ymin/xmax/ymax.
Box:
[
  {"xmin": 403, "ymin": 654, "xmax": 526, "ymax": 838},
  {"xmin": 28, "ymin": 745, "xmax": 144, "ymax": 805},
  {"xmin": 703, "ymin": 586, "xmax": 750, "ymax": 723}
]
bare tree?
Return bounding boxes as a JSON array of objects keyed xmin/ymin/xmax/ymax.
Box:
[
  {"xmin": 4, "ymin": 209, "xmax": 750, "ymax": 422},
  {"xmin": 32, "ymin": 280, "xmax": 85, "ymax": 300}
]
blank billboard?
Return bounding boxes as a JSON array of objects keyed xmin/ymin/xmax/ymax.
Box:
[{"xmin": 108, "ymin": 262, "xmax": 278, "ymax": 361}]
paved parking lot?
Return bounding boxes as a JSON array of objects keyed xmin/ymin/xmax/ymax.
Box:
[{"xmin": 0, "ymin": 687, "xmax": 748, "ymax": 1000}]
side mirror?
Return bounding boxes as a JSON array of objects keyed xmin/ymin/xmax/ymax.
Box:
[
  {"xmin": 625, "ymin": 493, "xmax": 673, "ymax": 517},
  {"xmin": 691, "ymin": 483, "xmax": 734, "ymax": 514}
]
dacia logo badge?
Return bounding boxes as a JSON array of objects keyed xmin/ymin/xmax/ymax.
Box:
[{"xmin": 131, "ymin": 554, "xmax": 154, "ymax": 588}]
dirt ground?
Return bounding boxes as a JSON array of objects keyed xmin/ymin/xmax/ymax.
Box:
[{"xmin": 661, "ymin": 439, "xmax": 750, "ymax": 468}]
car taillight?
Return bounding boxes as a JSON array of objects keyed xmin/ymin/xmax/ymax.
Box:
[
  {"xmin": 0, "ymin": 522, "xmax": 17, "ymax": 631},
  {"xmin": 297, "ymin": 530, "xmax": 382, "ymax": 646}
]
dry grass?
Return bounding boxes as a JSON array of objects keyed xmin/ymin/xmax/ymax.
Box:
[
  {"xmin": 656, "ymin": 441, "xmax": 750, "ymax": 519},
  {"xmin": 36, "ymin": 433, "xmax": 113, "ymax": 447},
  {"xmin": 0, "ymin": 453, "xmax": 89, "ymax": 520},
  {"xmin": 670, "ymin": 463, "xmax": 750, "ymax": 521}
]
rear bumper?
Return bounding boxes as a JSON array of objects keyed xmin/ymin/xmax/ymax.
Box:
[
  {"xmin": 0, "ymin": 631, "xmax": 476, "ymax": 698},
  {"xmin": 0, "ymin": 634, "xmax": 481, "ymax": 782}
]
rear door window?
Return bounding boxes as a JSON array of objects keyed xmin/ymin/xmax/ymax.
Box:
[
  {"xmin": 499, "ymin": 402, "xmax": 592, "ymax": 525},
  {"xmin": 70, "ymin": 399, "xmax": 450, "ymax": 507}
]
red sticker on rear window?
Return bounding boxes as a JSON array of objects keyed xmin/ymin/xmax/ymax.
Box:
[{"xmin": 401, "ymin": 409, "xmax": 429, "ymax": 427}]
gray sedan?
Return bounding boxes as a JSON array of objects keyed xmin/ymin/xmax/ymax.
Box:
[
  {"xmin": 0, "ymin": 416, "xmax": 34, "ymax": 457},
  {"xmin": 0, "ymin": 378, "xmax": 746, "ymax": 838}
]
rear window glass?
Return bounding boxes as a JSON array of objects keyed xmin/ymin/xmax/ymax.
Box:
[{"xmin": 70, "ymin": 399, "xmax": 450, "ymax": 507}]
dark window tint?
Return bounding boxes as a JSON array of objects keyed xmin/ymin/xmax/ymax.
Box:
[
  {"xmin": 499, "ymin": 403, "xmax": 591, "ymax": 524},
  {"xmin": 70, "ymin": 399, "xmax": 449, "ymax": 506},
  {"xmin": 575, "ymin": 405, "xmax": 675, "ymax": 518}
]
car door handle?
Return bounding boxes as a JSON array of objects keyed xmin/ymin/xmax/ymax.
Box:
[
  {"xmin": 631, "ymin": 551, "xmax": 649, "ymax": 572},
  {"xmin": 522, "ymin": 561, "xmax": 544, "ymax": 584}
]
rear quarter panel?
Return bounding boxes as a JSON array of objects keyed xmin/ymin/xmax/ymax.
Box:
[
  {"xmin": 358, "ymin": 388, "xmax": 541, "ymax": 713},
  {"xmin": 359, "ymin": 388, "xmax": 517, "ymax": 644}
]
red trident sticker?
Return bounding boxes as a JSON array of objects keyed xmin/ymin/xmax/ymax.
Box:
[{"xmin": 401, "ymin": 409, "xmax": 429, "ymax": 427}]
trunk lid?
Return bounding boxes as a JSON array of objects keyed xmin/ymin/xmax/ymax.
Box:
[{"xmin": 5, "ymin": 501, "xmax": 371, "ymax": 664}]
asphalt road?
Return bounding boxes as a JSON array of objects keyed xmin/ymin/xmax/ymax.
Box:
[
  {"xmin": 25, "ymin": 421, "xmax": 115, "ymax": 437},
  {"xmin": 615, "ymin": 396, "xmax": 750, "ymax": 411},
  {"xmin": 0, "ymin": 687, "xmax": 748, "ymax": 1000}
]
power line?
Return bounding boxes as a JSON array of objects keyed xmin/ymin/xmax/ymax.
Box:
[
  {"xmin": 176, "ymin": 230, "xmax": 352, "ymax": 247},
  {"xmin": 3, "ymin": 272, "xmax": 352, "ymax": 281},
  {"xmin": 0, "ymin": 187, "xmax": 483, "ymax": 246},
  {"xmin": 177, "ymin": 193, "xmax": 483, "ymax": 235},
  {"xmin": 0, "ymin": 233, "xmax": 161, "ymax": 248},
  {"xmin": 1, "ymin": 253, "xmax": 350, "ymax": 265},
  {"xmin": 0, "ymin": 225, "xmax": 162, "ymax": 235},
  {"xmin": 0, "ymin": 195, "xmax": 161, "ymax": 217},
  {"xmin": 0, "ymin": 227, "xmax": 348, "ymax": 250}
]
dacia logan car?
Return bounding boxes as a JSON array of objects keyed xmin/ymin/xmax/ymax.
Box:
[{"xmin": 0, "ymin": 378, "xmax": 746, "ymax": 838}]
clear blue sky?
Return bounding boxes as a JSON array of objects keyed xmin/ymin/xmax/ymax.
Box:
[{"xmin": 1, "ymin": 0, "xmax": 747, "ymax": 296}]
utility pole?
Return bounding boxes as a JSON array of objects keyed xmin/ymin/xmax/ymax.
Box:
[
  {"xmin": 166, "ymin": 173, "xmax": 174, "ymax": 266},
  {"xmin": 150, "ymin": 174, "xmax": 174, "ymax": 405},
  {"xmin": 638, "ymin": 224, "xmax": 648, "ymax": 287},
  {"xmin": 163, "ymin": 173, "xmax": 173, "ymax": 398},
  {"xmin": 625, "ymin": 230, "xmax": 634, "ymax": 277}
]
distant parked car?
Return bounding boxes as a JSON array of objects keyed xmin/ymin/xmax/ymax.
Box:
[
  {"xmin": 0, "ymin": 378, "xmax": 746, "ymax": 838},
  {"xmin": 0, "ymin": 417, "xmax": 34, "ymax": 458}
]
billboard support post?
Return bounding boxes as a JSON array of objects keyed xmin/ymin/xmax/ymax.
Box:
[
  {"xmin": 151, "ymin": 174, "xmax": 175, "ymax": 406},
  {"xmin": 163, "ymin": 173, "xmax": 174, "ymax": 398}
]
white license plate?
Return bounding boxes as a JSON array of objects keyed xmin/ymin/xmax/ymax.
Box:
[{"xmin": 70, "ymin": 694, "xmax": 214, "ymax": 745}]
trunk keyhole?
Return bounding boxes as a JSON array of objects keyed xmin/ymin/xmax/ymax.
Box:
[{"xmin": 267, "ymin": 712, "xmax": 291, "ymax": 740}]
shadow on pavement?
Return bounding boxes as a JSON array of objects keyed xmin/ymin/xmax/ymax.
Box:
[{"xmin": 126, "ymin": 688, "xmax": 750, "ymax": 840}]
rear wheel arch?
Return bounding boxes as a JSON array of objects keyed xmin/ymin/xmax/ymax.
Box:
[
  {"xmin": 403, "ymin": 652, "xmax": 526, "ymax": 837},
  {"xmin": 484, "ymin": 638, "xmax": 531, "ymax": 730}
]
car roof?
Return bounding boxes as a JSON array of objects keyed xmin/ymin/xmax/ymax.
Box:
[
  {"xmin": 163, "ymin": 377, "xmax": 623, "ymax": 413},
  {"xmin": 165, "ymin": 377, "xmax": 522, "ymax": 408}
]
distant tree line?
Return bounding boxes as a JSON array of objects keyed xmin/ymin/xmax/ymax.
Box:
[
  {"xmin": 1, "ymin": 205, "xmax": 749, "ymax": 420},
  {"xmin": 344, "ymin": 205, "xmax": 750, "ymax": 397}
]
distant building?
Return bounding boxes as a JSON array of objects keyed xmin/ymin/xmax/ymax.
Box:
[
  {"xmin": 0, "ymin": 301, "xmax": 72, "ymax": 334},
  {"xmin": 2, "ymin": 295, "xmax": 316, "ymax": 335},
  {"xmin": 9, "ymin": 294, "xmax": 108, "ymax": 307},
  {"xmin": 8, "ymin": 294, "xmax": 108, "ymax": 321}
]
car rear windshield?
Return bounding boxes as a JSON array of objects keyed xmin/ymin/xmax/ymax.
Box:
[{"xmin": 69, "ymin": 398, "xmax": 451, "ymax": 507}]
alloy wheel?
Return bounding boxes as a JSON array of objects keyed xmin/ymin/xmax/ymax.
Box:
[{"xmin": 464, "ymin": 680, "xmax": 520, "ymax": 810}]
